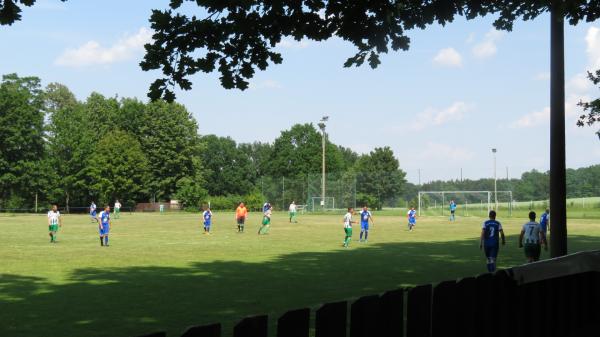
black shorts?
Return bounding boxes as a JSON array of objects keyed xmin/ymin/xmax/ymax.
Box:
[
  {"xmin": 524, "ymin": 243, "xmax": 541, "ymax": 260},
  {"xmin": 237, "ymin": 217, "xmax": 245, "ymax": 225}
]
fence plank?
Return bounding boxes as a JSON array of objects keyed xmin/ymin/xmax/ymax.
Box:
[
  {"xmin": 431, "ymin": 280, "xmax": 456, "ymax": 337},
  {"xmin": 315, "ymin": 301, "xmax": 347, "ymax": 337},
  {"xmin": 475, "ymin": 273, "xmax": 497, "ymax": 337},
  {"xmin": 136, "ymin": 333, "xmax": 166, "ymax": 337},
  {"xmin": 277, "ymin": 308, "xmax": 310, "ymax": 337},
  {"xmin": 407, "ymin": 284, "xmax": 432, "ymax": 337},
  {"xmin": 234, "ymin": 315, "xmax": 268, "ymax": 337},
  {"xmin": 181, "ymin": 323, "xmax": 221, "ymax": 337},
  {"xmin": 455, "ymin": 277, "xmax": 477, "ymax": 337},
  {"xmin": 493, "ymin": 270, "xmax": 518, "ymax": 337},
  {"xmin": 379, "ymin": 289, "xmax": 404, "ymax": 337},
  {"xmin": 350, "ymin": 295, "xmax": 380, "ymax": 337}
]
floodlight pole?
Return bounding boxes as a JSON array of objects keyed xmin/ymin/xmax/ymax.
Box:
[
  {"xmin": 319, "ymin": 116, "xmax": 328, "ymax": 210},
  {"xmin": 550, "ymin": 5, "xmax": 567, "ymax": 257},
  {"xmin": 492, "ymin": 148, "xmax": 498, "ymax": 210}
]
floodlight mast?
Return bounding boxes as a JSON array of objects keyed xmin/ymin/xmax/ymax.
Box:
[
  {"xmin": 319, "ymin": 116, "xmax": 329, "ymax": 209},
  {"xmin": 492, "ymin": 148, "xmax": 498, "ymax": 210}
]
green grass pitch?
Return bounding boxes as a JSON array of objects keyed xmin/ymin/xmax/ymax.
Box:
[{"xmin": 1, "ymin": 211, "xmax": 599, "ymax": 337}]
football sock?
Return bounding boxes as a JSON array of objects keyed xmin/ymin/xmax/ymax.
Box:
[
  {"xmin": 359, "ymin": 231, "xmax": 363, "ymax": 240},
  {"xmin": 100, "ymin": 237, "xmax": 104, "ymax": 246},
  {"xmin": 364, "ymin": 231, "xmax": 368, "ymax": 240},
  {"xmin": 104, "ymin": 236, "xmax": 109, "ymax": 245}
]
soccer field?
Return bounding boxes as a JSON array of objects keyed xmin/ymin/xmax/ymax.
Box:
[{"xmin": 1, "ymin": 212, "xmax": 599, "ymax": 337}]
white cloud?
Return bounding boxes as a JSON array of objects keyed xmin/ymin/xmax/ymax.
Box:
[
  {"xmin": 511, "ymin": 93, "xmax": 588, "ymax": 128},
  {"xmin": 466, "ymin": 33, "xmax": 476, "ymax": 44},
  {"xmin": 411, "ymin": 102, "xmax": 470, "ymax": 130},
  {"xmin": 432, "ymin": 48, "xmax": 463, "ymax": 67},
  {"xmin": 55, "ymin": 27, "xmax": 153, "ymax": 67},
  {"xmin": 277, "ymin": 38, "xmax": 310, "ymax": 49},
  {"xmin": 472, "ymin": 29, "xmax": 504, "ymax": 59},
  {"xmin": 567, "ymin": 73, "xmax": 592, "ymax": 94},
  {"xmin": 418, "ymin": 142, "xmax": 475, "ymax": 163},
  {"xmin": 511, "ymin": 107, "xmax": 550, "ymax": 128},
  {"xmin": 586, "ymin": 26, "xmax": 600, "ymax": 70}
]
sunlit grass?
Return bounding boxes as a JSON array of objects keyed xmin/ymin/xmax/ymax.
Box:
[{"xmin": 1, "ymin": 211, "xmax": 598, "ymax": 337}]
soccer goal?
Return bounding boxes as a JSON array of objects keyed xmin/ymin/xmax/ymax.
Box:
[
  {"xmin": 310, "ymin": 197, "xmax": 336, "ymax": 211},
  {"xmin": 417, "ymin": 190, "xmax": 514, "ymax": 217}
]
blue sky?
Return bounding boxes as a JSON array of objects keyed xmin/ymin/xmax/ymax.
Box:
[{"xmin": 2, "ymin": 0, "xmax": 600, "ymax": 183}]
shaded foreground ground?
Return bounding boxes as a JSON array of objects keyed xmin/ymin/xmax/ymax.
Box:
[{"xmin": 1, "ymin": 212, "xmax": 598, "ymax": 337}]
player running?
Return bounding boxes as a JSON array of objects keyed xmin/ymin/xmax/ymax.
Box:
[
  {"xmin": 359, "ymin": 205, "xmax": 374, "ymax": 243},
  {"xmin": 98, "ymin": 205, "xmax": 111, "ymax": 246},
  {"xmin": 539, "ymin": 209, "xmax": 550, "ymax": 240},
  {"xmin": 289, "ymin": 201, "xmax": 297, "ymax": 223},
  {"xmin": 202, "ymin": 206, "xmax": 213, "ymax": 235},
  {"xmin": 449, "ymin": 200, "xmax": 457, "ymax": 221},
  {"xmin": 114, "ymin": 200, "xmax": 122, "ymax": 219},
  {"xmin": 47, "ymin": 204, "xmax": 62, "ymax": 243},
  {"xmin": 343, "ymin": 207, "xmax": 356, "ymax": 248},
  {"xmin": 407, "ymin": 207, "xmax": 417, "ymax": 231},
  {"xmin": 259, "ymin": 203, "xmax": 272, "ymax": 235},
  {"xmin": 480, "ymin": 210, "xmax": 506, "ymax": 272},
  {"xmin": 235, "ymin": 202, "xmax": 248, "ymax": 233},
  {"xmin": 90, "ymin": 201, "xmax": 97, "ymax": 223},
  {"xmin": 519, "ymin": 211, "xmax": 547, "ymax": 263}
]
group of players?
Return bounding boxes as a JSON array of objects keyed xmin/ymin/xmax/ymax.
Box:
[{"xmin": 46, "ymin": 198, "xmax": 551, "ymax": 271}]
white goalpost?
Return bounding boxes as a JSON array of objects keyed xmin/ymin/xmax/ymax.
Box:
[
  {"xmin": 417, "ymin": 190, "xmax": 514, "ymax": 216},
  {"xmin": 310, "ymin": 197, "xmax": 336, "ymax": 211}
]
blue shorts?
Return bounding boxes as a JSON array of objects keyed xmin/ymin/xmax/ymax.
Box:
[
  {"xmin": 408, "ymin": 218, "xmax": 416, "ymax": 225},
  {"xmin": 91, "ymin": 211, "xmax": 97, "ymax": 217},
  {"xmin": 204, "ymin": 222, "xmax": 211, "ymax": 229},
  {"xmin": 99, "ymin": 225, "xmax": 109, "ymax": 236},
  {"xmin": 484, "ymin": 245, "xmax": 499, "ymax": 259},
  {"xmin": 361, "ymin": 222, "xmax": 369, "ymax": 230}
]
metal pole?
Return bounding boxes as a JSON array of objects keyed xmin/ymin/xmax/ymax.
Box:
[
  {"xmin": 35, "ymin": 192, "xmax": 38, "ymax": 213},
  {"xmin": 550, "ymin": 4, "xmax": 567, "ymax": 257},
  {"xmin": 418, "ymin": 192, "xmax": 421, "ymax": 216},
  {"xmin": 321, "ymin": 126, "xmax": 326, "ymax": 210},
  {"xmin": 493, "ymin": 149, "xmax": 498, "ymax": 210},
  {"xmin": 418, "ymin": 169, "xmax": 421, "ymax": 186}
]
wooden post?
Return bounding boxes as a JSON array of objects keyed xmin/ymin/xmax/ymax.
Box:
[
  {"xmin": 549, "ymin": 0, "xmax": 567, "ymax": 257},
  {"xmin": 350, "ymin": 295, "xmax": 380, "ymax": 337},
  {"xmin": 234, "ymin": 315, "xmax": 268, "ymax": 337},
  {"xmin": 277, "ymin": 308, "xmax": 310, "ymax": 337},
  {"xmin": 407, "ymin": 284, "xmax": 432, "ymax": 337},
  {"xmin": 181, "ymin": 323, "xmax": 221, "ymax": 337},
  {"xmin": 379, "ymin": 289, "xmax": 404, "ymax": 337},
  {"xmin": 315, "ymin": 301, "xmax": 347, "ymax": 337}
]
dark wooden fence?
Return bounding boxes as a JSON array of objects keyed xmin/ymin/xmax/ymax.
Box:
[{"xmin": 136, "ymin": 269, "xmax": 599, "ymax": 337}]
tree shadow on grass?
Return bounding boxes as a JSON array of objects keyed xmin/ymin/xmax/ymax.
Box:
[{"xmin": 1, "ymin": 234, "xmax": 599, "ymax": 337}]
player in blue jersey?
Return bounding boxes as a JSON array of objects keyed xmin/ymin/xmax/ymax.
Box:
[
  {"xmin": 359, "ymin": 206, "xmax": 374, "ymax": 243},
  {"xmin": 407, "ymin": 207, "xmax": 417, "ymax": 231},
  {"xmin": 449, "ymin": 200, "xmax": 457, "ymax": 221},
  {"xmin": 480, "ymin": 210, "xmax": 506, "ymax": 272},
  {"xmin": 539, "ymin": 209, "xmax": 550, "ymax": 241},
  {"xmin": 98, "ymin": 205, "xmax": 111, "ymax": 246},
  {"xmin": 202, "ymin": 206, "xmax": 213, "ymax": 235},
  {"xmin": 90, "ymin": 201, "xmax": 97, "ymax": 223}
]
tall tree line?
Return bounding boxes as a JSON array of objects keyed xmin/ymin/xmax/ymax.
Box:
[
  {"xmin": 3, "ymin": 73, "xmax": 598, "ymax": 210},
  {"xmin": 0, "ymin": 74, "xmax": 204, "ymax": 210}
]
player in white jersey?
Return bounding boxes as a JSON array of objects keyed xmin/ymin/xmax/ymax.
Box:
[
  {"xmin": 519, "ymin": 211, "xmax": 547, "ymax": 263},
  {"xmin": 47, "ymin": 204, "xmax": 62, "ymax": 243},
  {"xmin": 342, "ymin": 207, "xmax": 356, "ymax": 248},
  {"xmin": 289, "ymin": 201, "xmax": 297, "ymax": 223},
  {"xmin": 114, "ymin": 200, "xmax": 122, "ymax": 219}
]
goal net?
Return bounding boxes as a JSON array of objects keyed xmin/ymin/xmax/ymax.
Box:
[
  {"xmin": 310, "ymin": 197, "xmax": 336, "ymax": 211},
  {"xmin": 418, "ymin": 190, "xmax": 513, "ymax": 217}
]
